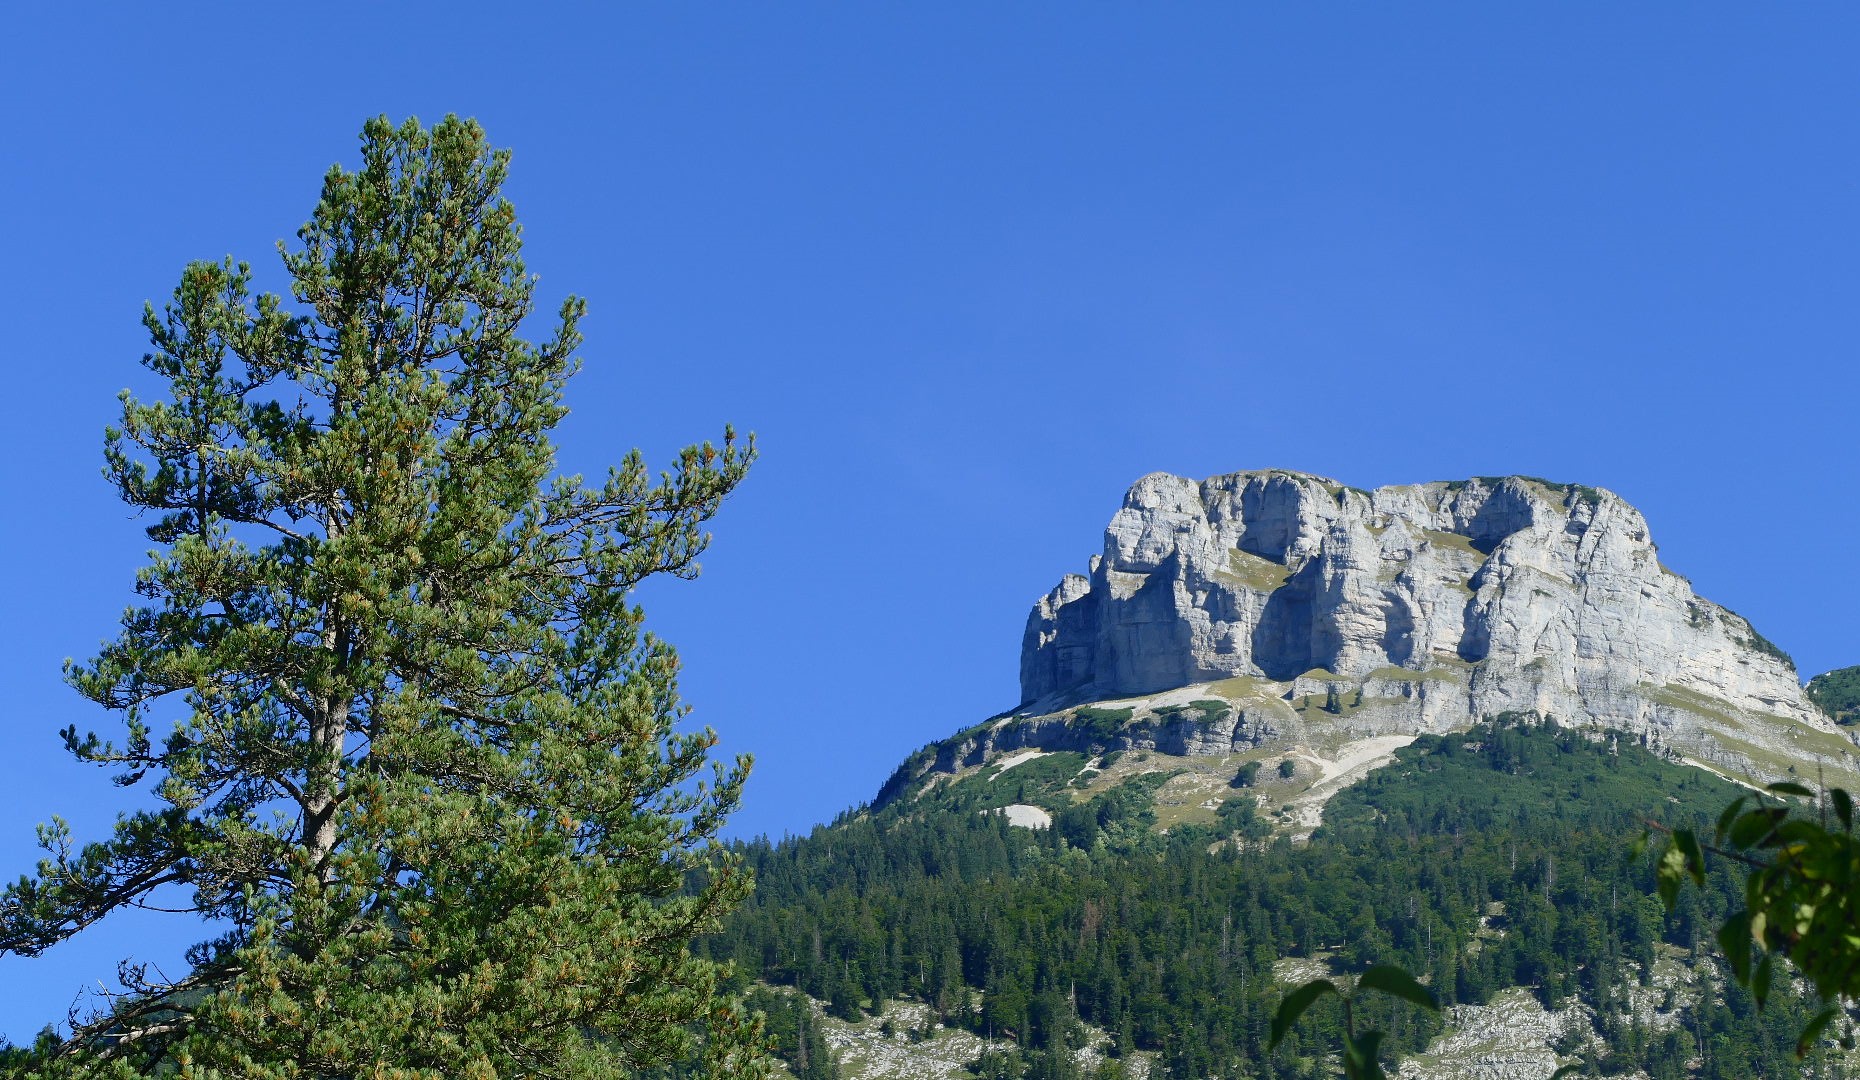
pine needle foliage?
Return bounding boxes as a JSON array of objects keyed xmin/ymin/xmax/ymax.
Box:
[{"xmin": 0, "ymin": 115, "xmax": 770, "ymax": 1079}]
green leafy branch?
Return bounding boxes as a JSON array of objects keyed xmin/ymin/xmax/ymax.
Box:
[{"xmin": 1653, "ymin": 779, "xmax": 1860, "ymax": 1059}]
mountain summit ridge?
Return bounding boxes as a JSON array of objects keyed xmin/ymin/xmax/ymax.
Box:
[{"xmin": 1012, "ymin": 469, "xmax": 1845, "ymax": 784}]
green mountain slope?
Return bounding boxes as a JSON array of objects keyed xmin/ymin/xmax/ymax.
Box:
[
  {"xmin": 1808, "ymin": 666, "xmax": 1860, "ymax": 725},
  {"xmin": 706, "ymin": 717, "xmax": 1850, "ymax": 1079}
]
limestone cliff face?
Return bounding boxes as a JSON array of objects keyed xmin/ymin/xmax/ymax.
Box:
[{"xmin": 1019, "ymin": 471, "xmax": 1841, "ymax": 771}]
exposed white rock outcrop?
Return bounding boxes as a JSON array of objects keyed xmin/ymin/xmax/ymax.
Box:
[
  {"xmin": 991, "ymin": 803, "xmax": 1052, "ymax": 830},
  {"xmin": 1395, "ymin": 987, "xmax": 1586, "ymax": 1080},
  {"xmin": 1017, "ymin": 471, "xmax": 1846, "ymax": 782}
]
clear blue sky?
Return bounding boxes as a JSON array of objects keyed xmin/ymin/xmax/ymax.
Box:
[{"xmin": 4, "ymin": 3, "xmax": 1859, "ymax": 1041}]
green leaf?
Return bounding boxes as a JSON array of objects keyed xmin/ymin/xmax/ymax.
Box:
[
  {"xmin": 1716, "ymin": 795, "xmax": 1748, "ymax": 841},
  {"xmin": 1343, "ymin": 1030, "xmax": 1386, "ymax": 1080},
  {"xmin": 1768, "ymin": 780, "xmax": 1816, "ymax": 798},
  {"xmin": 1656, "ymin": 841, "xmax": 1687, "ymax": 910},
  {"xmin": 1729, "ymin": 808, "xmax": 1786, "ymax": 850},
  {"xmin": 1832, "ymin": 788, "xmax": 1853, "ymax": 832},
  {"xmin": 1269, "ymin": 978, "xmax": 1339, "ymax": 1049},
  {"xmin": 1752, "ymin": 953, "xmax": 1773, "ymax": 1010},
  {"xmin": 1775, "ymin": 820, "xmax": 1830, "ymax": 848},
  {"xmin": 1673, "ymin": 828, "xmax": 1705, "ymax": 886},
  {"xmin": 1796, "ymin": 1006, "xmax": 1840, "ymax": 1059},
  {"xmin": 1355, "ymin": 964, "xmax": 1439, "ymax": 1013},
  {"xmin": 1718, "ymin": 910, "xmax": 1753, "ymax": 983}
]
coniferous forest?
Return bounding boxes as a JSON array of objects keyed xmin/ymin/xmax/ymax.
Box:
[{"xmin": 701, "ymin": 718, "xmax": 1849, "ymax": 1079}]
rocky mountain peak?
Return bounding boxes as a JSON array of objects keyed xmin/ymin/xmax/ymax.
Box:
[{"xmin": 1016, "ymin": 469, "xmax": 1845, "ymax": 782}]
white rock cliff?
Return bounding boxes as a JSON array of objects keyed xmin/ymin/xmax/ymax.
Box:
[{"xmin": 1013, "ymin": 470, "xmax": 1848, "ymax": 781}]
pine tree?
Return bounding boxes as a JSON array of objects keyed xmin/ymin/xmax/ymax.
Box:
[{"xmin": 0, "ymin": 115, "xmax": 770, "ymax": 1078}]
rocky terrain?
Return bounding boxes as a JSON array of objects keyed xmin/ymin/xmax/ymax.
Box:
[
  {"xmin": 1005, "ymin": 471, "xmax": 1851, "ymax": 788},
  {"xmin": 748, "ymin": 470, "xmax": 1860, "ymax": 1080}
]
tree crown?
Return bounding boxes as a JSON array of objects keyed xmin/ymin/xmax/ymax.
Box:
[{"xmin": 2, "ymin": 114, "xmax": 766, "ymax": 1079}]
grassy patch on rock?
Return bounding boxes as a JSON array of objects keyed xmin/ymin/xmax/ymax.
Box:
[{"xmin": 1214, "ymin": 548, "xmax": 1294, "ymax": 593}]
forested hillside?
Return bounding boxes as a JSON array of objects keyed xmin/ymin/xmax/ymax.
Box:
[
  {"xmin": 1808, "ymin": 666, "xmax": 1860, "ymax": 725},
  {"xmin": 704, "ymin": 718, "xmax": 1848, "ymax": 1079}
]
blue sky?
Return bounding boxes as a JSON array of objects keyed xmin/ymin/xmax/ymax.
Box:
[{"xmin": 4, "ymin": 3, "xmax": 1860, "ymax": 1041}]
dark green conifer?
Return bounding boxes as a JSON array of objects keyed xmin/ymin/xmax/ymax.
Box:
[{"xmin": 0, "ymin": 116, "xmax": 767, "ymax": 1079}]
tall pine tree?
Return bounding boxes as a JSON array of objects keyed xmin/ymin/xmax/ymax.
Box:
[{"xmin": 1, "ymin": 115, "xmax": 770, "ymax": 1079}]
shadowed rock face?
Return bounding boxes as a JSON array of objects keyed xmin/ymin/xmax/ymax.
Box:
[{"xmin": 1020, "ymin": 470, "xmax": 1831, "ymax": 747}]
